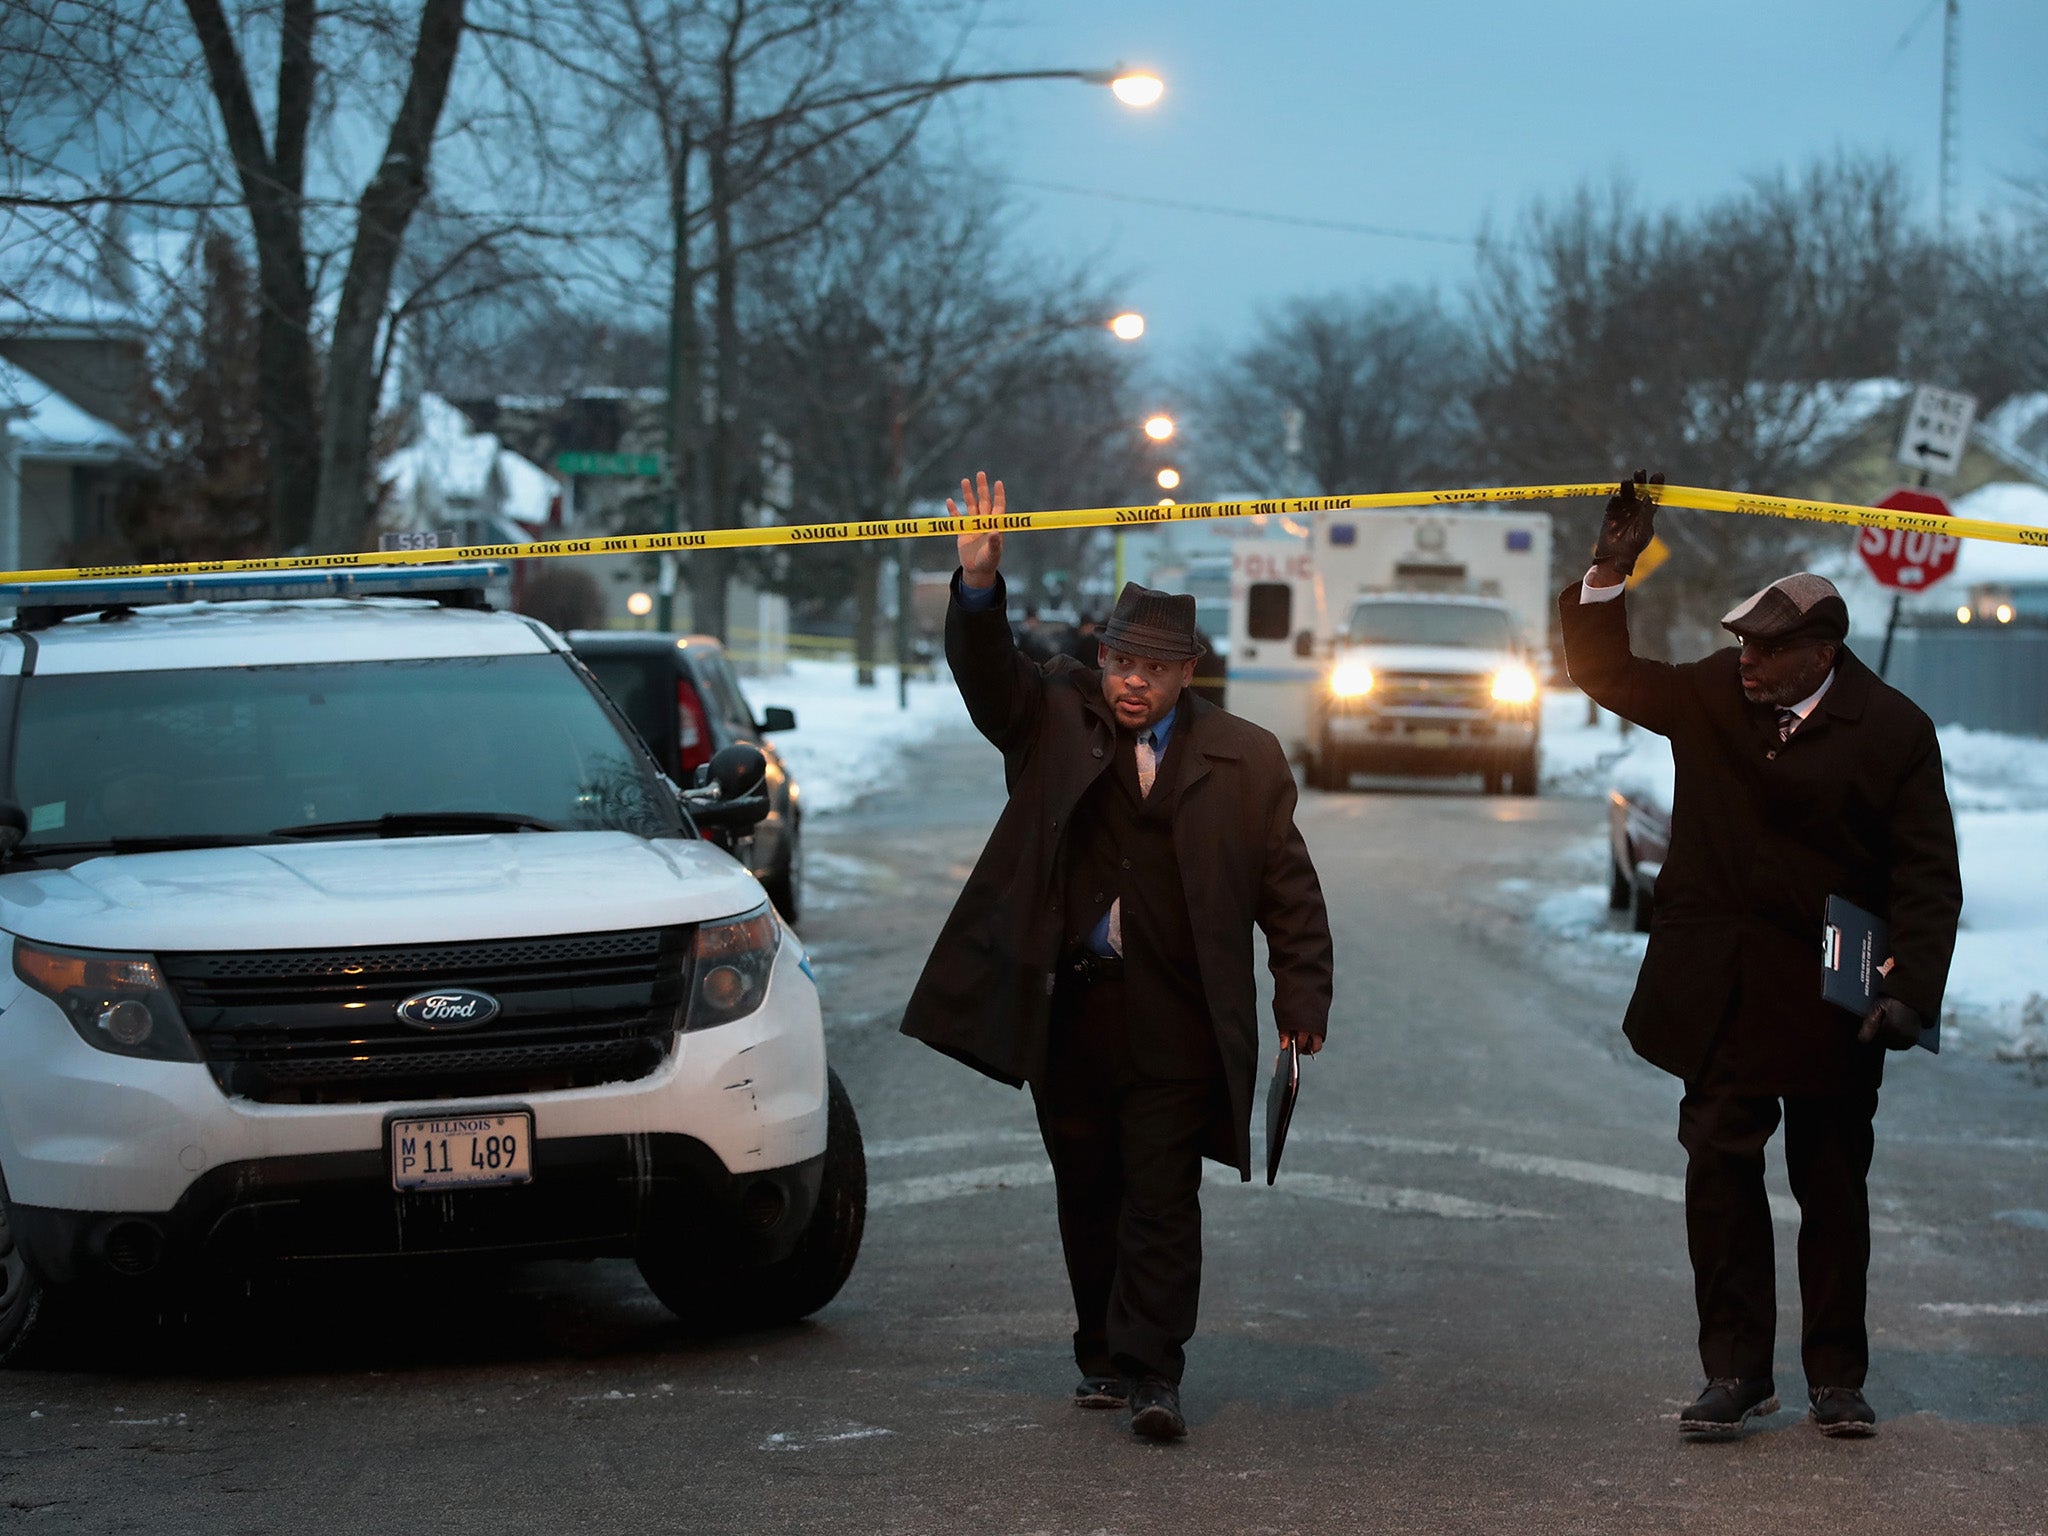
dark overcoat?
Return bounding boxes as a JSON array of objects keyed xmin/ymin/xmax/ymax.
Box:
[
  {"xmin": 1559, "ymin": 583, "xmax": 1963, "ymax": 1093},
  {"xmin": 901, "ymin": 573, "xmax": 1334, "ymax": 1178}
]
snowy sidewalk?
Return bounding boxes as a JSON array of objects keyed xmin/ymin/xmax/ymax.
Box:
[{"xmin": 738, "ymin": 659, "xmax": 969, "ymax": 816}]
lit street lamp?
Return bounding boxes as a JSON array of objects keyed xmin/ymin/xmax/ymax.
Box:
[
  {"xmin": 1109, "ymin": 311, "xmax": 1147, "ymax": 341},
  {"xmin": 1107, "ymin": 70, "xmax": 1165, "ymax": 107},
  {"xmin": 1156, "ymin": 467, "xmax": 1180, "ymax": 490},
  {"xmin": 1144, "ymin": 414, "xmax": 1176, "ymax": 443}
]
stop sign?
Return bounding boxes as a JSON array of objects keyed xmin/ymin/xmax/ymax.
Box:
[{"xmin": 1859, "ymin": 488, "xmax": 1959, "ymax": 591}]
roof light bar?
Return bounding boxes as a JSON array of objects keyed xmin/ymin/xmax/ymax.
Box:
[{"xmin": 0, "ymin": 563, "xmax": 508, "ymax": 610}]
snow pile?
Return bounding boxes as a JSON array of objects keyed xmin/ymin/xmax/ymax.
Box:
[
  {"xmin": 1535, "ymin": 686, "xmax": 2048, "ymax": 1060},
  {"xmin": 738, "ymin": 659, "xmax": 970, "ymax": 815}
]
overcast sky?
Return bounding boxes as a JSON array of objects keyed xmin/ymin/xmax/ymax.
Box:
[{"xmin": 940, "ymin": 0, "xmax": 2047, "ymax": 368}]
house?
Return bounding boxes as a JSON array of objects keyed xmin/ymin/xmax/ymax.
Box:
[{"xmin": 0, "ymin": 205, "xmax": 157, "ymax": 571}]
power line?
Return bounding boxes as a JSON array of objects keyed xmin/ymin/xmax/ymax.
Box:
[{"xmin": 991, "ymin": 175, "xmax": 1488, "ymax": 250}]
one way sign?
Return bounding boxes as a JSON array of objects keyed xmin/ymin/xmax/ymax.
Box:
[{"xmin": 1896, "ymin": 384, "xmax": 1977, "ymax": 479}]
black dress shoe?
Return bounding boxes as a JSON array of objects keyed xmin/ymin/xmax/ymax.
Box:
[
  {"xmin": 1073, "ymin": 1376, "xmax": 1129, "ymax": 1410},
  {"xmin": 1679, "ymin": 1377, "xmax": 1780, "ymax": 1437},
  {"xmin": 1128, "ymin": 1378, "xmax": 1187, "ymax": 1440},
  {"xmin": 1809, "ymin": 1386, "xmax": 1877, "ymax": 1438}
]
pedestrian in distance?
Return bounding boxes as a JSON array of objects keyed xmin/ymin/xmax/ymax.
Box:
[
  {"xmin": 901, "ymin": 473, "xmax": 1334, "ymax": 1442},
  {"xmin": 1559, "ymin": 473, "xmax": 1963, "ymax": 1441}
]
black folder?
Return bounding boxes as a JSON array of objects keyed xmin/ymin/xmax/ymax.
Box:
[
  {"xmin": 1823, "ymin": 895, "xmax": 1939, "ymax": 1054},
  {"xmin": 1264, "ymin": 1041, "xmax": 1300, "ymax": 1186}
]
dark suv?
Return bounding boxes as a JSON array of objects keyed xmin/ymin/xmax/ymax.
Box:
[{"xmin": 566, "ymin": 633, "xmax": 802, "ymax": 923}]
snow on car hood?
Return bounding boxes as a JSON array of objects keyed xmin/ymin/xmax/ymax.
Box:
[
  {"xmin": 0, "ymin": 832, "xmax": 767, "ymax": 952},
  {"xmin": 1333, "ymin": 642, "xmax": 1521, "ymax": 676}
]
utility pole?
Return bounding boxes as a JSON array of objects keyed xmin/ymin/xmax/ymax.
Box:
[{"xmin": 0, "ymin": 410, "xmax": 23, "ymax": 577}]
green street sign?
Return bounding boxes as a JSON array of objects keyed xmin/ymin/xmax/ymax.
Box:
[{"xmin": 555, "ymin": 451, "xmax": 664, "ymax": 477}]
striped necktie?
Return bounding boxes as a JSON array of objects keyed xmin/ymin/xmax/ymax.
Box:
[
  {"xmin": 1776, "ymin": 708, "xmax": 1799, "ymax": 743},
  {"xmin": 1105, "ymin": 731, "xmax": 1158, "ymax": 957}
]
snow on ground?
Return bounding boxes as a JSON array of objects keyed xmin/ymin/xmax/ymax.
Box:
[
  {"xmin": 738, "ymin": 659, "xmax": 969, "ymax": 816},
  {"xmin": 1529, "ymin": 688, "xmax": 2048, "ymax": 1061}
]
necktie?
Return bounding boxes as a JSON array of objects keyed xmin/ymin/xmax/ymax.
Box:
[
  {"xmin": 1776, "ymin": 708, "xmax": 1798, "ymax": 743},
  {"xmin": 1105, "ymin": 732, "xmax": 1158, "ymax": 957}
]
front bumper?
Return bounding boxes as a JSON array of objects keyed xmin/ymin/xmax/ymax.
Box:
[
  {"xmin": 1322, "ymin": 708, "xmax": 1537, "ymax": 770},
  {"xmin": 0, "ymin": 935, "xmax": 827, "ymax": 1234},
  {"xmin": 11, "ymin": 1133, "xmax": 825, "ymax": 1285}
]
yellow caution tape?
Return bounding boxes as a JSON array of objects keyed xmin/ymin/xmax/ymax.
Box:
[{"xmin": 1, "ymin": 481, "xmax": 2041, "ymax": 586}]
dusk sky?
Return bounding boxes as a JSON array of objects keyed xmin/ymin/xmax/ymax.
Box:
[{"xmin": 941, "ymin": 0, "xmax": 2047, "ymax": 367}]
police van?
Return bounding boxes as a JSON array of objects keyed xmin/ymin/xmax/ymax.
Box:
[{"xmin": 0, "ymin": 565, "xmax": 863, "ymax": 1362}]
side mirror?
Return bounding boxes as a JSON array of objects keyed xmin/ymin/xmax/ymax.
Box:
[
  {"xmin": 708, "ymin": 743, "xmax": 767, "ymax": 802},
  {"xmin": 758, "ymin": 706, "xmax": 796, "ymax": 734},
  {"xmin": 0, "ymin": 802, "xmax": 24, "ymax": 859}
]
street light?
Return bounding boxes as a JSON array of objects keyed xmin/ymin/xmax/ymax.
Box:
[
  {"xmin": 626, "ymin": 591, "xmax": 654, "ymax": 619},
  {"xmin": 1109, "ymin": 311, "xmax": 1147, "ymax": 341},
  {"xmin": 1156, "ymin": 467, "xmax": 1180, "ymax": 490},
  {"xmin": 1144, "ymin": 414, "xmax": 1175, "ymax": 442},
  {"xmin": 1109, "ymin": 70, "xmax": 1165, "ymax": 107}
]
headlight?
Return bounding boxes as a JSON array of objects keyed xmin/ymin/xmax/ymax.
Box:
[
  {"xmin": 1329, "ymin": 658, "xmax": 1376, "ymax": 699},
  {"xmin": 683, "ymin": 902, "xmax": 779, "ymax": 1031},
  {"xmin": 12, "ymin": 938, "xmax": 200, "ymax": 1062},
  {"xmin": 1491, "ymin": 664, "xmax": 1538, "ymax": 705}
]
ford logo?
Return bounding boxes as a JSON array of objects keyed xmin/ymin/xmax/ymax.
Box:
[{"xmin": 394, "ymin": 988, "xmax": 501, "ymax": 1030}]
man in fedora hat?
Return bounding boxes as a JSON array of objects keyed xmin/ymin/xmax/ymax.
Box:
[
  {"xmin": 902, "ymin": 473, "xmax": 1333, "ymax": 1441},
  {"xmin": 1560, "ymin": 474, "xmax": 1962, "ymax": 1441}
]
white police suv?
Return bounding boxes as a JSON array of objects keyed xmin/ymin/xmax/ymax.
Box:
[{"xmin": 0, "ymin": 565, "xmax": 863, "ymax": 1362}]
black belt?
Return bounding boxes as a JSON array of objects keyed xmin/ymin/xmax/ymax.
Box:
[{"xmin": 1064, "ymin": 950, "xmax": 1125, "ymax": 986}]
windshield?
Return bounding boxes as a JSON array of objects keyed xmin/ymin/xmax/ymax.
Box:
[
  {"xmin": 1347, "ymin": 601, "xmax": 1514, "ymax": 649},
  {"xmin": 7, "ymin": 653, "xmax": 681, "ymax": 854}
]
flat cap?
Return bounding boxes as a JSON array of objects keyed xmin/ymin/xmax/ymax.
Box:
[
  {"xmin": 1720, "ymin": 572, "xmax": 1849, "ymax": 645},
  {"xmin": 1100, "ymin": 581, "xmax": 1202, "ymax": 662}
]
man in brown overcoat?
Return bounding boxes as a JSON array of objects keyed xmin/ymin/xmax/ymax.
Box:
[
  {"xmin": 902, "ymin": 474, "xmax": 1333, "ymax": 1441},
  {"xmin": 1561, "ymin": 475, "xmax": 1963, "ymax": 1441}
]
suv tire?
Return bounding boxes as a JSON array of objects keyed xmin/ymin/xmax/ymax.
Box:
[
  {"xmin": 764, "ymin": 823, "xmax": 802, "ymax": 929},
  {"xmin": 0, "ymin": 1183, "xmax": 49, "ymax": 1368},
  {"xmin": 639, "ymin": 1068, "xmax": 865, "ymax": 1329},
  {"xmin": 1508, "ymin": 747, "xmax": 1540, "ymax": 797}
]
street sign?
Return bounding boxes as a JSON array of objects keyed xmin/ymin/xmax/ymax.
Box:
[
  {"xmin": 1625, "ymin": 535, "xmax": 1671, "ymax": 589},
  {"xmin": 1895, "ymin": 384, "xmax": 1976, "ymax": 479},
  {"xmin": 1859, "ymin": 488, "xmax": 1958, "ymax": 591},
  {"xmin": 555, "ymin": 451, "xmax": 664, "ymax": 477}
]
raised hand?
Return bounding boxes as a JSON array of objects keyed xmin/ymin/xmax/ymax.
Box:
[
  {"xmin": 1591, "ymin": 469, "xmax": 1664, "ymax": 578},
  {"xmin": 951, "ymin": 472, "xmax": 1005, "ymax": 589}
]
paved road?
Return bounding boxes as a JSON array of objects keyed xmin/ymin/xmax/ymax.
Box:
[{"xmin": 2, "ymin": 717, "xmax": 2043, "ymax": 1534}]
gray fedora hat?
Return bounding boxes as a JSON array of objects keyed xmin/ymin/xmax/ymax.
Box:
[{"xmin": 1099, "ymin": 581, "xmax": 1202, "ymax": 662}]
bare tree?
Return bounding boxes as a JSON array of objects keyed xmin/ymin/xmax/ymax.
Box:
[
  {"xmin": 1468, "ymin": 155, "xmax": 1942, "ymax": 649},
  {"xmin": 749, "ymin": 167, "xmax": 1142, "ymax": 682},
  {"xmin": 1198, "ymin": 288, "xmax": 1475, "ymax": 497}
]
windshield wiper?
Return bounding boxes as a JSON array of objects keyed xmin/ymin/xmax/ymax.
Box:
[
  {"xmin": 13, "ymin": 833, "xmax": 292, "ymax": 860},
  {"xmin": 272, "ymin": 811, "xmax": 563, "ymax": 840}
]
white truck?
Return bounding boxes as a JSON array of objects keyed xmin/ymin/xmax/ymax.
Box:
[{"xmin": 1223, "ymin": 507, "xmax": 1554, "ymax": 795}]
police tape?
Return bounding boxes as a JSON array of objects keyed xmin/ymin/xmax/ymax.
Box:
[{"xmin": 2, "ymin": 480, "xmax": 2043, "ymax": 587}]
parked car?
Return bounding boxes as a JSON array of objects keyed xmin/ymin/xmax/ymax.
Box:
[
  {"xmin": 565, "ymin": 632, "xmax": 803, "ymax": 925},
  {"xmin": 1606, "ymin": 787, "xmax": 1670, "ymax": 933},
  {"xmin": 0, "ymin": 565, "xmax": 862, "ymax": 1365}
]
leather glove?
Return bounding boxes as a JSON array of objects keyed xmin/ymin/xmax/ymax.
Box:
[
  {"xmin": 1857, "ymin": 996, "xmax": 1923, "ymax": 1051},
  {"xmin": 1591, "ymin": 470, "xmax": 1663, "ymax": 576}
]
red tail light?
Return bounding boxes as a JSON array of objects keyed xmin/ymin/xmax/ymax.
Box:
[{"xmin": 677, "ymin": 677, "xmax": 713, "ymax": 777}]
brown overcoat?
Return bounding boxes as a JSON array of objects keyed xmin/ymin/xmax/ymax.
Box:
[
  {"xmin": 901, "ymin": 573, "xmax": 1334, "ymax": 1178},
  {"xmin": 1559, "ymin": 582, "xmax": 1963, "ymax": 1092}
]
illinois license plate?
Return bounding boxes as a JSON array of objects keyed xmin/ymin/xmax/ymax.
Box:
[
  {"xmin": 390, "ymin": 1112, "xmax": 532, "ymax": 1191},
  {"xmin": 1408, "ymin": 727, "xmax": 1454, "ymax": 747}
]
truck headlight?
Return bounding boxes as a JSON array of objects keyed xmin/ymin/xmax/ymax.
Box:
[
  {"xmin": 1330, "ymin": 658, "xmax": 1376, "ymax": 699},
  {"xmin": 1490, "ymin": 664, "xmax": 1538, "ymax": 705},
  {"xmin": 12, "ymin": 939, "xmax": 200, "ymax": 1062},
  {"xmin": 684, "ymin": 903, "xmax": 779, "ymax": 1030}
]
